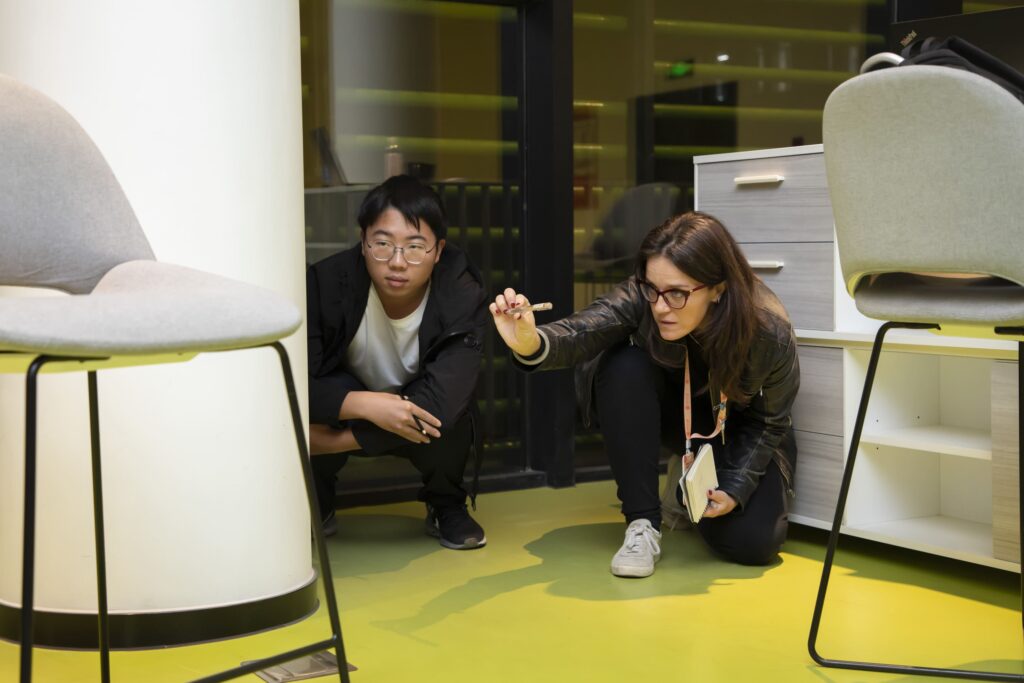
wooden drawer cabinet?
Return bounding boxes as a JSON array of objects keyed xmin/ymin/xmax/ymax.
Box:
[
  {"xmin": 991, "ymin": 361, "xmax": 1021, "ymax": 563},
  {"xmin": 738, "ymin": 242, "xmax": 833, "ymax": 331},
  {"xmin": 791, "ymin": 430, "xmax": 843, "ymax": 524},
  {"xmin": 695, "ymin": 145, "xmax": 834, "ymax": 332},
  {"xmin": 695, "ymin": 145, "xmax": 1020, "ymax": 571},
  {"xmin": 696, "ymin": 152, "xmax": 833, "ymax": 243},
  {"xmin": 790, "ymin": 345, "xmax": 844, "ymax": 526},
  {"xmin": 792, "ymin": 345, "xmax": 843, "ymax": 437}
]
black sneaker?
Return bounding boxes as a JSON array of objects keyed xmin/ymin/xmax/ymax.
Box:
[{"xmin": 425, "ymin": 504, "xmax": 487, "ymax": 550}]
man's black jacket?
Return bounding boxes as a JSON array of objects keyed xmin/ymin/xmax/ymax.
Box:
[{"xmin": 306, "ymin": 244, "xmax": 487, "ymax": 455}]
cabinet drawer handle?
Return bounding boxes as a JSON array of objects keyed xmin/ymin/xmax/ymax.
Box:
[
  {"xmin": 734, "ymin": 174, "xmax": 785, "ymax": 186},
  {"xmin": 748, "ymin": 260, "xmax": 785, "ymax": 270}
]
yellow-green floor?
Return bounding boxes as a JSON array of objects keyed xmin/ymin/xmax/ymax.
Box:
[{"xmin": 3, "ymin": 480, "xmax": 1022, "ymax": 682}]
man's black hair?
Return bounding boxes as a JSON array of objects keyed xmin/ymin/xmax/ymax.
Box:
[{"xmin": 358, "ymin": 174, "xmax": 447, "ymax": 241}]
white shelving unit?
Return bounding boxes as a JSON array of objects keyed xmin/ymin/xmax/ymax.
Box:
[
  {"xmin": 834, "ymin": 339, "xmax": 1014, "ymax": 570},
  {"xmin": 695, "ymin": 145, "xmax": 1020, "ymax": 573},
  {"xmin": 785, "ymin": 331, "xmax": 1020, "ymax": 572}
]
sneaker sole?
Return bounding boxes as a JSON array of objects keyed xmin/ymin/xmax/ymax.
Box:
[
  {"xmin": 610, "ymin": 563, "xmax": 655, "ymax": 578},
  {"xmin": 425, "ymin": 523, "xmax": 487, "ymax": 550}
]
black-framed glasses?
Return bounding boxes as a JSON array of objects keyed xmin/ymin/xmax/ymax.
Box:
[
  {"xmin": 366, "ymin": 239, "xmax": 437, "ymax": 265},
  {"xmin": 637, "ymin": 279, "xmax": 707, "ymax": 310}
]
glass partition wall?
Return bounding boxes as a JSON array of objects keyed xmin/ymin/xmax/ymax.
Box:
[
  {"xmin": 301, "ymin": 0, "xmax": 894, "ymax": 496},
  {"xmin": 300, "ymin": 0, "xmax": 532, "ymax": 502},
  {"xmin": 570, "ymin": 0, "xmax": 889, "ymax": 472}
]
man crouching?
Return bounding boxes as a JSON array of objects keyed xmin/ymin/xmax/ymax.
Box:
[{"xmin": 307, "ymin": 175, "xmax": 487, "ymax": 549}]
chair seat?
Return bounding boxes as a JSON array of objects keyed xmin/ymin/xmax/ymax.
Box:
[
  {"xmin": 855, "ymin": 273, "xmax": 1024, "ymax": 327},
  {"xmin": 0, "ymin": 260, "xmax": 301, "ymax": 356}
]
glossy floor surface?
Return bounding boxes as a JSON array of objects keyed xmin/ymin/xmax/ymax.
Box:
[{"xmin": 2, "ymin": 480, "xmax": 1021, "ymax": 682}]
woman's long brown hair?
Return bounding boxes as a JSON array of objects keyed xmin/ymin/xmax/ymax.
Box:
[{"xmin": 636, "ymin": 211, "xmax": 761, "ymax": 402}]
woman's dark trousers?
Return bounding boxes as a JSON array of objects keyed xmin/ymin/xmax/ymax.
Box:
[{"xmin": 594, "ymin": 342, "xmax": 788, "ymax": 565}]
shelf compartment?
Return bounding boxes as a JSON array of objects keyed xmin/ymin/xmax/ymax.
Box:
[
  {"xmin": 845, "ymin": 351, "xmax": 992, "ymax": 446},
  {"xmin": 841, "ymin": 516, "xmax": 1018, "ymax": 570},
  {"xmin": 860, "ymin": 425, "xmax": 992, "ymax": 461},
  {"xmin": 845, "ymin": 443, "xmax": 995, "ymax": 560}
]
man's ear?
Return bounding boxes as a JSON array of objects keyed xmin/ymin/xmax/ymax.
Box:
[{"xmin": 434, "ymin": 238, "xmax": 446, "ymax": 264}]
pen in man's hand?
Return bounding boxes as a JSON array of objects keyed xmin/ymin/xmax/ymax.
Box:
[{"xmin": 412, "ymin": 414, "xmax": 428, "ymax": 436}]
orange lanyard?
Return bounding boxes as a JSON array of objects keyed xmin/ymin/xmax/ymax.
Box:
[{"xmin": 683, "ymin": 348, "xmax": 727, "ymax": 456}]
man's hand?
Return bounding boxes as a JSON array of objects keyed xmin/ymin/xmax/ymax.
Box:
[
  {"xmin": 342, "ymin": 391, "xmax": 442, "ymax": 444},
  {"xmin": 702, "ymin": 489, "xmax": 737, "ymax": 518}
]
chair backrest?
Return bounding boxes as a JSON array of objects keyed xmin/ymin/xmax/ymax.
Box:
[
  {"xmin": 823, "ymin": 65, "xmax": 1024, "ymax": 295},
  {"xmin": 0, "ymin": 74, "xmax": 154, "ymax": 294}
]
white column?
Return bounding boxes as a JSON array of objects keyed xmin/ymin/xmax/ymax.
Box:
[{"xmin": 0, "ymin": 0, "xmax": 312, "ymax": 614}]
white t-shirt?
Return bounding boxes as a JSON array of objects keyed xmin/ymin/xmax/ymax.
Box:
[{"xmin": 344, "ymin": 284, "xmax": 429, "ymax": 393}]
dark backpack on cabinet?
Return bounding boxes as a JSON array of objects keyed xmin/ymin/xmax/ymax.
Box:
[{"xmin": 899, "ymin": 36, "xmax": 1024, "ymax": 104}]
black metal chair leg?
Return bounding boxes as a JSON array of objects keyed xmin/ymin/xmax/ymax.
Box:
[
  {"xmin": 809, "ymin": 322, "xmax": 1023, "ymax": 682},
  {"xmin": 271, "ymin": 342, "xmax": 350, "ymax": 683},
  {"xmin": 188, "ymin": 343, "xmax": 351, "ymax": 683},
  {"xmin": 88, "ymin": 371, "xmax": 112, "ymax": 683},
  {"xmin": 20, "ymin": 356, "xmax": 48, "ymax": 683},
  {"xmin": 17, "ymin": 346, "xmax": 349, "ymax": 682},
  {"xmin": 808, "ymin": 321, "xmax": 899, "ymax": 668}
]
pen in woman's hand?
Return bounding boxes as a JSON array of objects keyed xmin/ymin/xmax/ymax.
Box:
[{"xmin": 503, "ymin": 302, "xmax": 553, "ymax": 315}]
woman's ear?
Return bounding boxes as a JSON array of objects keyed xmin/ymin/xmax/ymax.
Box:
[{"xmin": 711, "ymin": 281, "xmax": 727, "ymax": 303}]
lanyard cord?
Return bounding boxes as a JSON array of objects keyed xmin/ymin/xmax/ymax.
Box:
[{"xmin": 683, "ymin": 347, "xmax": 727, "ymax": 456}]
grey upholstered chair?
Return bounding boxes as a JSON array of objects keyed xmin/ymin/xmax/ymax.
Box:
[
  {"xmin": 809, "ymin": 65, "xmax": 1024, "ymax": 680},
  {"xmin": 0, "ymin": 75, "xmax": 349, "ymax": 682}
]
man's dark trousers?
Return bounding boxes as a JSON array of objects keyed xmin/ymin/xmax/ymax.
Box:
[{"xmin": 312, "ymin": 412, "xmax": 473, "ymax": 519}]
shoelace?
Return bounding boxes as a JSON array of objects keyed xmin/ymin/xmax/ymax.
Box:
[{"xmin": 623, "ymin": 525, "xmax": 660, "ymax": 555}]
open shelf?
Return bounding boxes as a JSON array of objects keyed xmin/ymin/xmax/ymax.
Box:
[
  {"xmin": 860, "ymin": 425, "xmax": 992, "ymax": 461},
  {"xmin": 844, "ymin": 347, "xmax": 1000, "ymax": 567},
  {"xmin": 843, "ymin": 516, "xmax": 1016, "ymax": 571}
]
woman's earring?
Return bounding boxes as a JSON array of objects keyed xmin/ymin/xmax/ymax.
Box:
[{"xmin": 713, "ymin": 297, "xmax": 720, "ymax": 304}]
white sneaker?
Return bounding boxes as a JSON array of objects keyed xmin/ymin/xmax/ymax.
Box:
[{"xmin": 610, "ymin": 519, "xmax": 662, "ymax": 578}]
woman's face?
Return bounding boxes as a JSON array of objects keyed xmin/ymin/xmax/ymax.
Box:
[{"xmin": 643, "ymin": 255, "xmax": 725, "ymax": 341}]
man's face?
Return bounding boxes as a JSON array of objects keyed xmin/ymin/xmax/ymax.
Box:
[{"xmin": 361, "ymin": 207, "xmax": 444, "ymax": 307}]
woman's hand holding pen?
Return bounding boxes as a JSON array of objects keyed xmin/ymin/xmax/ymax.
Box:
[{"xmin": 489, "ymin": 287, "xmax": 544, "ymax": 356}]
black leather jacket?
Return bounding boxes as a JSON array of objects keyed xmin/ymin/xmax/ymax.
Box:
[{"xmin": 516, "ymin": 276, "xmax": 800, "ymax": 509}]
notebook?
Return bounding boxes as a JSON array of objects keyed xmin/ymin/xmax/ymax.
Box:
[{"xmin": 679, "ymin": 443, "xmax": 718, "ymax": 524}]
